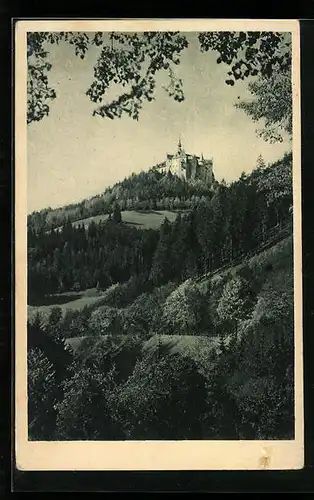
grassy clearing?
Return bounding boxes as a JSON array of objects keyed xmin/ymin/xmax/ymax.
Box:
[
  {"xmin": 143, "ymin": 334, "xmax": 219, "ymax": 356},
  {"xmin": 65, "ymin": 336, "xmax": 88, "ymax": 352},
  {"xmin": 65, "ymin": 333, "xmax": 219, "ymax": 358},
  {"xmin": 28, "ymin": 290, "xmax": 106, "ymax": 323},
  {"xmin": 70, "ymin": 210, "xmax": 181, "ymax": 231}
]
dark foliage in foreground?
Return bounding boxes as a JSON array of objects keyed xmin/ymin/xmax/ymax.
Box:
[{"xmin": 28, "ymin": 275, "xmax": 294, "ymax": 441}]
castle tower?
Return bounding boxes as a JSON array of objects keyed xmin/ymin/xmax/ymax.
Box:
[
  {"xmin": 175, "ymin": 136, "xmax": 186, "ymax": 178},
  {"xmin": 177, "ymin": 136, "xmax": 184, "ymax": 155}
]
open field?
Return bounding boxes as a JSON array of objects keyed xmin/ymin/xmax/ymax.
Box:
[
  {"xmin": 143, "ymin": 334, "xmax": 219, "ymax": 356},
  {"xmin": 28, "ymin": 288, "xmax": 106, "ymax": 322},
  {"xmin": 65, "ymin": 333, "xmax": 219, "ymax": 358},
  {"xmin": 68, "ymin": 210, "xmax": 182, "ymax": 230}
]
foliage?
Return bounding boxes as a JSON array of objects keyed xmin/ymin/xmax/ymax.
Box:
[
  {"xmin": 76, "ymin": 334, "xmax": 143, "ymax": 383},
  {"xmin": 97, "ymin": 274, "xmax": 153, "ymax": 308},
  {"xmin": 28, "ymin": 230, "xmax": 294, "ymax": 440},
  {"xmin": 115, "ymin": 351, "xmax": 208, "ymax": 439},
  {"xmin": 60, "ymin": 307, "xmax": 91, "ymax": 339},
  {"xmin": 122, "ymin": 281, "xmax": 177, "ymax": 337},
  {"xmin": 198, "ymin": 31, "xmax": 292, "ymax": 143},
  {"xmin": 235, "ymin": 68, "xmax": 292, "ymax": 143},
  {"xmin": 27, "ymin": 152, "xmax": 294, "ymax": 441},
  {"xmin": 28, "ymin": 311, "xmax": 73, "ymax": 379},
  {"xmin": 55, "ymin": 362, "xmax": 122, "ymax": 440},
  {"xmin": 253, "ymin": 152, "xmax": 292, "ymax": 208},
  {"xmin": 149, "ymin": 217, "xmax": 173, "ymax": 284},
  {"xmin": 27, "ymin": 311, "xmax": 74, "ymax": 439},
  {"xmin": 86, "ymin": 32, "xmax": 188, "ymax": 119},
  {"xmin": 256, "ymin": 154, "xmax": 266, "ymax": 169},
  {"xmin": 27, "ymin": 152, "xmax": 292, "ymax": 235},
  {"xmin": 27, "ymin": 30, "xmax": 291, "ymax": 129},
  {"xmin": 198, "ymin": 31, "xmax": 291, "ymax": 84},
  {"xmin": 112, "ymin": 203, "xmax": 122, "ymax": 223},
  {"xmin": 28, "ymin": 219, "xmax": 159, "ymax": 297},
  {"xmin": 217, "ymin": 275, "xmax": 256, "ymax": 335},
  {"xmin": 163, "ymin": 279, "xmax": 212, "ymax": 335},
  {"xmin": 213, "ymin": 266, "xmax": 294, "ymax": 439},
  {"xmin": 27, "ymin": 31, "xmax": 188, "ymax": 123},
  {"xmin": 88, "ymin": 305, "xmax": 123, "ymax": 336},
  {"xmin": 27, "ymin": 168, "xmax": 211, "ymax": 233},
  {"xmin": 28, "ymin": 348, "xmax": 57, "ymax": 439},
  {"xmin": 27, "ymin": 32, "xmax": 90, "ymax": 123}
]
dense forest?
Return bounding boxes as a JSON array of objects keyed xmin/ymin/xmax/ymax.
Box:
[{"xmin": 27, "ymin": 152, "xmax": 294, "ymax": 441}]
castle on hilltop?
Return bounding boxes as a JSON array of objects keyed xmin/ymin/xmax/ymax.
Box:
[{"xmin": 156, "ymin": 139, "xmax": 214, "ymax": 184}]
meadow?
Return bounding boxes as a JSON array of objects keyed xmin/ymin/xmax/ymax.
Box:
[{"xmin": 61, "ymin": 210, "xmax": 182, "ymax": 231}]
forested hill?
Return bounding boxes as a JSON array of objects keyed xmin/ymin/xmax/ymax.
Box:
[
  {"xmin": 28, "ymin": 152, "xmax": 292, "ymax": 299},
  {"xmin": 28, "ymin": 153, "xmax": 292, "ymax": 233},
  {"xmin": 28, "ymin": 165, "xmax": 216, "ymax": 233}
]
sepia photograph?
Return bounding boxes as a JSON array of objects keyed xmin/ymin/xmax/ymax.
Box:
[{"xmin": 15, "ymin": 19, "xmax": 303, "ymax": 470}]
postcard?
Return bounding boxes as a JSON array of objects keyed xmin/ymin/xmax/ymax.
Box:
[{"xmin": 15, "ymin": 18, "xmax": 303, "ymax": 470}]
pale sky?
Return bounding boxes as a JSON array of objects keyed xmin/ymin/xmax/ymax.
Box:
[{"xmin": 27, "ymin": 32, "xmax": 291, "ymax": 213}]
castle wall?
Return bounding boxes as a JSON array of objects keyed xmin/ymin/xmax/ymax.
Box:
[
  {"xmin": 158, "ymin": 148, "xmax": 214, "ymax": 184},
  {"xmin": 166, "ymin": 155, "xmax": 184, "ymax": 179},
  {"xmin": 189, "ymin": 157, "xmax": 198, "ymax": 180}
]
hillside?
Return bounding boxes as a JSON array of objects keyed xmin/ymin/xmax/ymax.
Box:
[
  {"xmin": 55, "ymin": 232, "xmax": 293, "ymax": 356},
  {"xmin": 60, "ymin": 209, "xmax": 181, "ymax": 231},
  {"xmin": 28, "ymin": 167, "xmax": 214, "ymax": 233},
  {"xmin": 27, "ymin": 288, "xmax": 106, "ymax": 323}
]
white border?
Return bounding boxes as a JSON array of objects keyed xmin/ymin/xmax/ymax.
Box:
[{"xmin": 15, "ymin": 19, "xmax": 303, "ymax": 471}]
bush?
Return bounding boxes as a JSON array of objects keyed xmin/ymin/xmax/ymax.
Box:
[
  {"xmin": 163, "ymin": 279, "xmax": 212, "ymax": 335},
  {"xmin": 55, "ymin": 363, "xmax": 123, "ymax": 440},
  {"xmin": 114, "ymin": 351, "xmax": 208, "ymax": 440},
  {"xmin": 76, "ymin": 334, "xmax": 144, "ymax": 384},
  {"xmin": 88, "ymin": 306, "xmax": 123, "ymax": 336},
  {"xmin": 28, "ymin": 348, "xmax": 57, "ymax": 440}
]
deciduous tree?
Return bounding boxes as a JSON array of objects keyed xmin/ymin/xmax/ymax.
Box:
[
  {"xmin": 28, "ymin": 348, "xmax": 57, "ymax": 439},
  {"xmin": 115, "ymin": 352, "xmax": 207, "ymax": 439},
  {"xmin": 27, "ymin": 30, "xmax": 291, "ymax": 142}
]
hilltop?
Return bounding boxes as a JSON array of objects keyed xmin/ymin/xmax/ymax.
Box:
[
  {"xmin": 27, "ymin": 165, "xmax": 216, "ymax": 233},
  {"xmin": 28, "ymin": 150, "xmax": 292, "ymax": 236}
]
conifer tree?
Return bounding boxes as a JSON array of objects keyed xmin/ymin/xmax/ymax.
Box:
[{"xmin": 112, "ymin": 203, "xmax": 122, "ymax": 224}]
